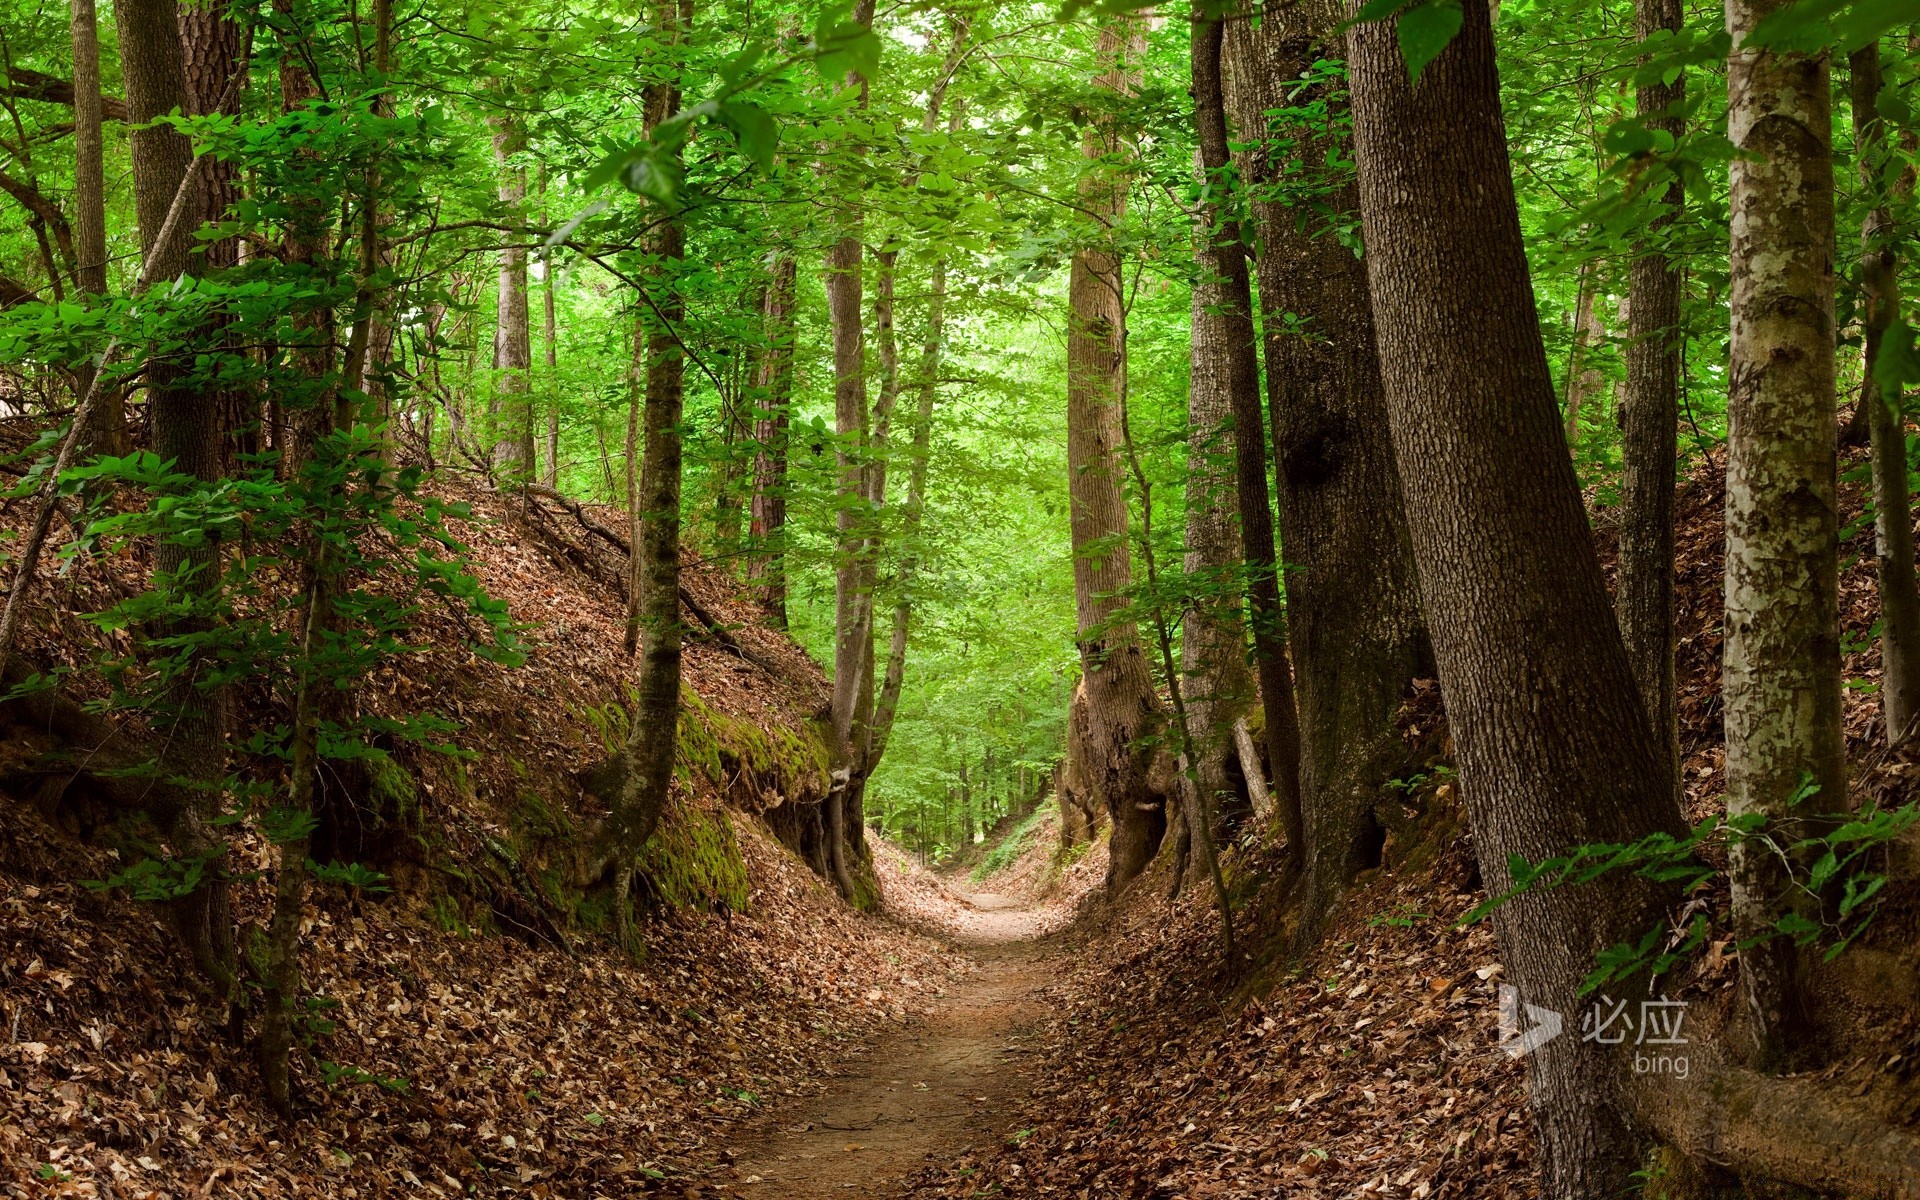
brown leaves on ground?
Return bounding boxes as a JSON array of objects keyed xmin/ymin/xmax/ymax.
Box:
[{"xmin": 0, "ymin": 801, "xmax": 969, "ymax": 1197}]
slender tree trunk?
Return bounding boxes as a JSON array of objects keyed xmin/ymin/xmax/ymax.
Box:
[
  {"xmin": 542, "ymin": 190, "xmax": 560, "ymax": 490},
  {"xmin": 1851, "ymin": 41, "xmax": 1920, "ymax": 747},
  {"xmin": 622, "ymin": 314, "xmax": 644, "ymax": 655},
  {"xmin": 748, "ymin": 253, "xmax": 796, "ymax": 627},
  {"xmin": 68, "ymin": 0, "xmax": 123, "ymax": 456},
  {"xmin": 869, "ymin": 22, "xmax": 968, "ymax": 776},
  {"xmin": 1617, "ymin": 0, "xmax": 1685, "ymax": 806},
  {"xmin": 1345, "ymin": 3, "xmax": 1684, "ymax": 1193},
  {"xmin": 1181, "ymin": 144, "xmax": 1254, "ymax": 872},
  {"xmin": 1562, "ymin": 261, "xmax": 1600, "ymax": 449},
  {"xmin": 1068, "ymin": 15, "xmax": 1165, "ymax": 890},
  {"xmin": 116, "ymin": 0, "xmax": 238, "ymax": 1003},
  {"xmin": 1723, "ymin": 0, "xmax": 1841, "ymax": 1074},
  {"xmin": 1224, "ymin": 0, "xmax": 1427, "ymax": 941},
  {"xmin": 591, "ymin": 0, "xmax": 691, "ymax": 948},
  {"xmin": 1194, "ymin": 12, "xmax": 1307, "ymax": 850},
  {"xmin": 490, "ymin": 114, "xmax": 534, "ymax": 480}
]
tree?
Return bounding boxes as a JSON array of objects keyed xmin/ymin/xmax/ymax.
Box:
[
  {"xmin": 1223, "ymin": 0, "xmax": 1427, "ymax": 939},
  {"xmin": 1192, "ymin": 6, "xmax": 1304, "ymax": 849},
  {"xmin": 67, "ymin": 0, "xmax": 121, "ymax": 456},
  {"xmin": 588, "ymin": 0, "xmax": 693, "ymax": 944},
  {"xmin": 747, "ymin": 252, "xmax": 797, "ymax": 627},
  {"xmin": 1344, "ymin": 3, "xmax": 1683, "ymax": 1192},
  {"xmin": 1067, "ymin": 14, "xmax": 1166, "ymax": 888},
  {"xmin": 1850, "ymin": 37, "xmax": 1920, "ymax": 748},
  {"xmin": 1616, "ymin": 0, "xmax": 1685, "ymax": 804},
  {"xmin": 823, "ymin": 0, "xmax": 878, "ymax": 901},
  {"xmin": 115, "ymin": 0, "xmax": 239, "ymax": 1004},
  {"xmin": 1722, "ymin": 0, "xmax": 1843, "ymax": 1074},
  {"xmin": 491, "ymin": 110, "xmax": 535, "ymax": 480}
]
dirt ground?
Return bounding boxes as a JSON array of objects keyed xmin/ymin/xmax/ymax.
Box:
[{"xmin": 719, "ymin": 889, "xmax": 1060, "ymax": 1198}]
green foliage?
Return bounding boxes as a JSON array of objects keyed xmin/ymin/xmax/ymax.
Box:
[
  {"xmin": 970, "ymin": 803, "xmax": 1051, "ymax": 883},
  {"xmin": 1467, "ymin": 783, "xmax": 1920, "ymax": 994}
]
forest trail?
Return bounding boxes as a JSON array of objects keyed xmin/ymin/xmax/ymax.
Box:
[{"xmin": 720, "ymin": 887, "xmax": 1060, "ymax": 1198}]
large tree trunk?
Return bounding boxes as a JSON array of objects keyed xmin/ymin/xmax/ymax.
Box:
[
  {"xmin": 1223, "ymin": 0, "xmax": 1427, "ymax": 941},
  {"xmin": 490, "ymin": 114, "xmax": 534, "ymax": 481},
  {"xmin": 1068, "ymin": 15, "xmax": 1165, "ymax": 890},
  {"xmin": 1194, "ymin": 11, "xmax": 1305, "ymax": 852},
  {"xmin": 1616, "ymin": 0, "xmax": 1685, "ymax": 806},
  {"xmin": 1851, "ymin": 41, "xmax": 1920, "ymax": 748},
  {"xmin": 116, "ymin": 0, "xmax": 238, "ymax": 1002},
  {"xmin": 1723, "ymin": 0, "xmax": 1841, "ymax": 1073},
  {"xmin": 68, "ymin": 0, "xmax": 124, "ymax": 457},
  {"xmin": 822, "ymin": 0, "xmax": 877, "ymax": 901},
  {"xmin": 1345, "ymin": 3, "xmax": 1684, "ymax": 1194},
  {"xmin": 179, "ymin": 0, "xmax": 247, "ymax": 468},
  {"xmin": 747, "ymin": 252, "xmax": 796, "ymax": 628}
]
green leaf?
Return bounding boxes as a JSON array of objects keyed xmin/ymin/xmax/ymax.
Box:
[
  {"xmin": 1397, "ymin": 0, "xmax": 1463, "ymax": 83},
  {"xmin": 717, "ymin": 101, "xmax": 779, "ymax": 172}
]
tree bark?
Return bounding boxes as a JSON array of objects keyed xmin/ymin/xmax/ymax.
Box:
[
  {"xmin": 490, "ymin": 113, "xmax": 534, "ymax": 480},
  {"xmin": 1346, "ymin": 3, "xmax": 1685, "ymax": 1193},
  {"xmin": 1224, "ymin": 0, "xmax": 1428, "ymax": 941},
  {"xmin": 591, "ymin": 0, "xmax": 690, "ymax": 948},
  {"xmin": 1068, "ymin": 15, "xmax": 1165, "ymax": 890},
  {"xmin": 1181, "ymin": 143, "xmax": 1255, "ymax": 869},
  {"xmin": 68, "ymin": 0, "xmax": 124, "ymax": 456},
  {"xmin": 179, "ymin": 0, "xmax": 247, "ymax": 470},
  {"xmin": 748, "ymin": 253, "xmax": 796, "ymax": 627},
  {"xmin": 1851, "ymin": 41, "xmax": 1920, "ymax": 748},
  {"xmin": 1722, "ymin": 0, "xmax": 1841, "ymax": 1073},
  {"xmin": 116, "ymin": 0, "xmax": 238, "ymax": 1002},
  {"xmin": 1195, "ymin": 11, "xmax": 1307, "ymax": 852},
  {"xmin": 1561, "ymin": 261, "xmax": 1604, "ymax": 450},
  {"xmin": 823, "ymin": 0, "xmax": 877, "ymax": 901},
  {"xmin": 1617, "ymin": 0, "xmax": 1685, "ymax": 807}
]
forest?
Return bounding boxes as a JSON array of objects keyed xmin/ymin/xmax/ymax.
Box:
[{"xmin": 3, "ymin": 0, "xmax": 1920, "ymax": 1195}]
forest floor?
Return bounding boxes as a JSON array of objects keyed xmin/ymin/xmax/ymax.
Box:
[{"xmin": 721, "ymin": 888, "xmax": 1055, "ymax": 1197}]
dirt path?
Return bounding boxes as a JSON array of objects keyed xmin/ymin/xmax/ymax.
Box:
[{"xmin": 717, "ymin": 891, "xmax": 1056, "ymax": 1198}]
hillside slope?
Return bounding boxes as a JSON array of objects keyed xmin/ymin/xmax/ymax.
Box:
[{"xmin": 0, "ymin": 479, "xmax": 956, "ymax": 1196}]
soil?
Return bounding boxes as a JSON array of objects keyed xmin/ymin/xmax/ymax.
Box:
[{"xmin": 719, "ymin": 889, "xmax": 1059, "ymax": 1198}]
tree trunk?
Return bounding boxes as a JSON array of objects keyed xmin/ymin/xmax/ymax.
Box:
[
  {"xmin": 869, "ymin": 22, "xmax": 968, "ymax": 778},
  {"xmin": 1224, "ymin": 0, "xmax": 1428, "ymax": 941},
  {"xmin": 116, "ymin": 0, "xmax": 238, "ymax": 1002},
  {"xmin": 1181, "ymin": 147, "xmax": 1255, "ymax": 872},
  {"xmin": 68, "ymin": 0, "xmax": 123, "ymax": 456},
  {"xmin": 1851, "ymin": 41, "xmax": 1920, "ymax": 748},
  {"xmin": 1345, "ymin": 3, "xmax": 1684, "ymax": 1193},
  {"xmin": 823, "ymin": 0, "xmax": 877, "ymax": 901},
  {"xmin": 1616, "ymin": 0, "xmax": 1685, "ymax": 806},
  {"xmin": 542, "ymin": 214, "xmax": 560, "ymax": 489},
  {"xmin": 1068, "ymin": 15, "xmax": 1165, "ymax": 890},
  {"xmin": 1562, "ymin": 261, "xmax": 1602, "ymax": 450},
  {"xmin": 748, "ymin": 253, "xmax": 796, "ymax": 627},
  {"xmin": 591, "ymin": 0, "xmax": 690, "ymax": 948},
  {"xmin": 490, "ymin": 114, "xmax": 534, "ymax": 480},
  {"xmin": 1195, "ymin": 11, "xmax": 1307, "ymax": 852},
  {"xmin": 622, "ymin": 313, "xmax": 644, "ymax": 656},
  {"xmin": 1723, "ymin": 0, "xmax": 1841, "ymax": 1073},
  {"xmin": 179, "ymin": 0, "xmax": 247, "ymax": 469}
]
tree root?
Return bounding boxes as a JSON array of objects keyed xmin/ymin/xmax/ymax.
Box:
[{"xmin": 1635, "ymin": 1051, "xmax": 1920, "ymax": 1199}]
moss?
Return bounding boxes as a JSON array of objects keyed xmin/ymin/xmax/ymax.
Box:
[
  {"xmin": 366, "ymin": 751, "xmax": 420, "ymax": 829},
  {"xmin": 637, "ymin": 802, "xmax": 752, "ymax": 914}
]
